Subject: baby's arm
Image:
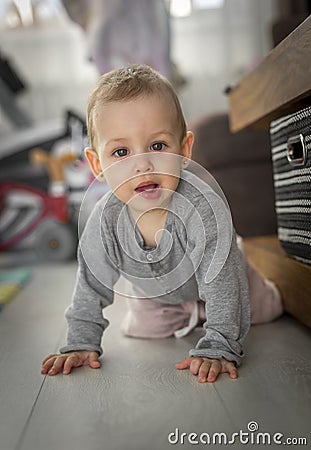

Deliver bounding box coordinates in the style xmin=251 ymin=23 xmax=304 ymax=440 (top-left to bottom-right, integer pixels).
xmin=183 ymin=232 xmax=250 ymax=382
xmin=41 ymin=201 xmax=120 ymax=375
xmin=40 ymin=261 xmax=116 ymax=375
xmin=40 ymin=254 xmax=115 ymax=375
xmin=182 ymin=195 xmax=250 ymax=381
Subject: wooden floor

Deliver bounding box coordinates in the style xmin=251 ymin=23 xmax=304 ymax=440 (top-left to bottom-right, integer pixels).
xmin=0 ymin=262 xmax=311 ymax=450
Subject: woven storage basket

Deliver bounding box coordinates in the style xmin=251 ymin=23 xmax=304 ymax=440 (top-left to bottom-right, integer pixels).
xmin=270 ymin=105 xmax=311 ymax=264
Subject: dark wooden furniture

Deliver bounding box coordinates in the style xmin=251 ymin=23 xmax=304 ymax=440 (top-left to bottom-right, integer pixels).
xmin=227 ymin=15 xmax=311 ymax=328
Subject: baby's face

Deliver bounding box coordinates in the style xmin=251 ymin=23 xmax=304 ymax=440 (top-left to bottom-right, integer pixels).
xmin=87 ymin=94 xmax=193 ymax=215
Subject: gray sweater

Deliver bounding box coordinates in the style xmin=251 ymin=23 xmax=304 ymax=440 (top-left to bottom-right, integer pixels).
xmin=60 ymin=170 xmax=250 ymax=365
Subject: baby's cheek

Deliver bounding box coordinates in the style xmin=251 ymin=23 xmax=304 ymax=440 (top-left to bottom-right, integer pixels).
xmin=161 ymin=173 xmax=181 ymax=191
xmin=114 ymin=184 xmax=133 ymax=203
xmin=104 ymin=167 xmax=129 ymax=190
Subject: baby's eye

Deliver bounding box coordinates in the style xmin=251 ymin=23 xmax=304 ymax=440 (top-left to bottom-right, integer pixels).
xmin=113 ymin=148 xmax=129 ymax=157
xmin=150 ymin=142 xmax=167 ymax=152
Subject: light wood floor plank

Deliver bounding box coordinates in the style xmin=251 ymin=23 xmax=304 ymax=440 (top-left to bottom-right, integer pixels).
xmin=0 ymin=262 xmax=76 ymax=450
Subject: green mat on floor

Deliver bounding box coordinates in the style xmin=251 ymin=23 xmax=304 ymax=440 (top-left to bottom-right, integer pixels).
xmin=0 ymin=269 xmax=31 ymax=310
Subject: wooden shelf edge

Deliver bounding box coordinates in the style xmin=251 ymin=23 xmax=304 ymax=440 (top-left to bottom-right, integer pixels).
xmin=243 ymin=236 xmax=311 ymax=328
xmin=228 ymin=15 xmax=311 ymax=132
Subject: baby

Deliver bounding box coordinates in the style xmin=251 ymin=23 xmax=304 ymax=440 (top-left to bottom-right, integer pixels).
xmin=41 ymin=64 xmax=283 ymax=383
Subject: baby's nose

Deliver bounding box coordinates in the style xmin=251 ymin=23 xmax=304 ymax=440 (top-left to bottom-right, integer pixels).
xmin=133 ymin=153 xmax=154 ymax=173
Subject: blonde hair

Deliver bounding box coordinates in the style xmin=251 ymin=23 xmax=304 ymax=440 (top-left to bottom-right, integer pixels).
xmin=86 ymin=64 xmax=187 ymax=148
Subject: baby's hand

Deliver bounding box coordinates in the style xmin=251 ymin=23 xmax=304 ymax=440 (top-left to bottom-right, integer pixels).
xmin=175 ymin=356 xmax=238 ymax=383
xmin=41 ymin=351 xmax=101 ymax=376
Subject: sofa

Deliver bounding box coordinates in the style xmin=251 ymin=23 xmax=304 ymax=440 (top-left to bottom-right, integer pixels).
xmin=190 ymin=113 xmax=277 ymax=237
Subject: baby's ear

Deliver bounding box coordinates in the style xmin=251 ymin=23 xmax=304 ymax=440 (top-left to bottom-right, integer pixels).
xmin=181 ymin=131 xmax=194 ymax=162
xmin=84 ymin=147 xmax=104 ymax=180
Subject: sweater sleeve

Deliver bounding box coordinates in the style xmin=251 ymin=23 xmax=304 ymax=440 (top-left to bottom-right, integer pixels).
xmin=187 ymin=198 xmax=250 ymax=366
xmin=60 ymin=203 xmax=120 ymax=355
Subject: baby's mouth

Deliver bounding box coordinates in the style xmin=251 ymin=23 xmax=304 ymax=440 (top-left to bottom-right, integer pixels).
xmin=134 ymin=181 xmax=161 ymax=199
xmin=135 ymin=182 xmax=159 ymax=193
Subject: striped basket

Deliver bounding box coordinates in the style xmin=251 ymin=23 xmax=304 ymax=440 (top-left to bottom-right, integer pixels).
xmin=270 ymin=105 xmax=311 ymax=264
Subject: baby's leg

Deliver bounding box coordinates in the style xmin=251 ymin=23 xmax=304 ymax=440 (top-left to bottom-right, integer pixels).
xmin=121 ymin=297 xmax=199 ymax=338
xmin=119 ymin=276 xmax=201 ymax=338
xmin=237 ymin=236 xmax=284 ymax=324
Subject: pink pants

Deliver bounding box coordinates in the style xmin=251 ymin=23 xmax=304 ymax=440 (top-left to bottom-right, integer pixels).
xmin=121 ymin=237 xmax=284 ymax=339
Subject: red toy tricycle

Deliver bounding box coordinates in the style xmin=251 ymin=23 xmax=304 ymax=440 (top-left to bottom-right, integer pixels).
xmin=0 ymin=149 xmax=78 ymax=261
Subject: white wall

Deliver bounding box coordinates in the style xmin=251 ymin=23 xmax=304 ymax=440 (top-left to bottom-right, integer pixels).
xmin=0 ymin=0 xmax=279 ymax=132
xmin=0 ymin=23 xmax=99 ymax=118
xmin=0 ymin=1 xmax=99 ymax=133
xmin=170 ymin=0 xmax=279 ymax=123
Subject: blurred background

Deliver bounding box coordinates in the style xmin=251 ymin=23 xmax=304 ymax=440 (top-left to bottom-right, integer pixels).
xmin=0 ymin=0 xmax=310 ymax=268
